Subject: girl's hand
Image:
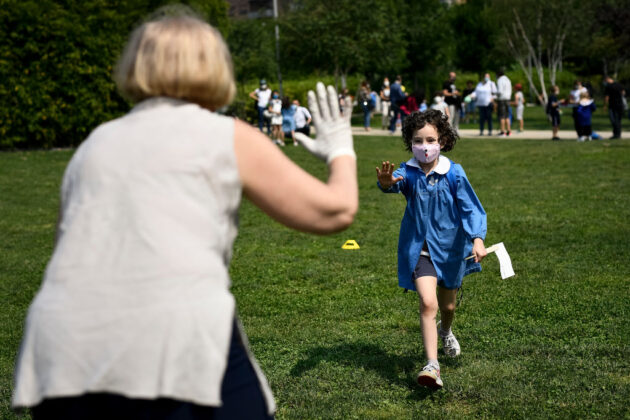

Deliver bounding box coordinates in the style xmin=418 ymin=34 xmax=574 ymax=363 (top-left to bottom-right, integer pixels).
xmin=376 ymin=161 xmax=403 ymax=189
xmin=472 ymin=238 xmax=488 ymax=263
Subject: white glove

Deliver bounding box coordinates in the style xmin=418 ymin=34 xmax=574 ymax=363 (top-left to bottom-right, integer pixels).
xmin=294 ymin=82 xmax=356 ymax=164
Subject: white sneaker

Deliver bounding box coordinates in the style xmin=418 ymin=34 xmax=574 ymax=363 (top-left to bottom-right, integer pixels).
xmin=417 ymin=364 xmax=443 ymax=389
xmin=577 ymin=136 xmax=586 ymax=142
xmin=437 ymin=321 xmax=461 ymax=357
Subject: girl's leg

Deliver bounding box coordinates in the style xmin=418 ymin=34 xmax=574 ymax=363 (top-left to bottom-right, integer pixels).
xmin=415 ymin=276 xmax=439 ymax=361
xmin=437 ymin=286 xmax=458 ymax=332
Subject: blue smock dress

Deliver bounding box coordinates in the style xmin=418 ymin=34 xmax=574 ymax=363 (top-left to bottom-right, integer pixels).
xmin=378 ymin=156 xmax=487 ymax=291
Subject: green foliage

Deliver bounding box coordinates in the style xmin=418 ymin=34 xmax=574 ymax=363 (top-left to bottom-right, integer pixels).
xmin=2 ymin=138 xmax=629 ymax=419
xmin=0 ymin=0 xmax=229 ymax=149
xmin=227 ymin=18 xmax=277 ymax=85
xmin=400 ymin=0 xmax=455 ymax=92
xmin=280 ymin=0 xmax=406 ymax=80
xmin=450 ymin=0 xmax=509 ymax=73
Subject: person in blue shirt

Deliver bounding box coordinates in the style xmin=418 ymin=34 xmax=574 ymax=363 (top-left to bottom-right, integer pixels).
xmin=376 ymin=109 xmax=488 ymax=389
xmin=388 ymin=75 xmax=407 ymax=134
xmin=281 ymin=96 xmax=298 ymax=146
xmin=575 ymin=91 xmax=596 ymax=142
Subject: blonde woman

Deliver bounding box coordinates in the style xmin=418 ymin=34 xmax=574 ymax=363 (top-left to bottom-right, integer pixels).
xmin=12 ymin=11 xmax=357 ymax=420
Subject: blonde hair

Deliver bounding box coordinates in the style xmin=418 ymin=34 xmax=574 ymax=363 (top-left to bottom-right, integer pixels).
xmin=115 ymin=15 xmax=235 ymax=111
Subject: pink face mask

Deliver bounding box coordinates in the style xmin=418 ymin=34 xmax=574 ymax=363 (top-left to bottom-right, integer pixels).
xmin=412 ymin=143 xmax=441 ymax=163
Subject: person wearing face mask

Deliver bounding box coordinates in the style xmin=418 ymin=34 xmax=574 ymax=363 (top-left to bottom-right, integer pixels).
xmin=249 ymin=79 xmax=272 ymax=134
xmin=472 ymin=73 xmax=497 ymax=136
xmin=375 ymin=109 xmax=487 ymax=390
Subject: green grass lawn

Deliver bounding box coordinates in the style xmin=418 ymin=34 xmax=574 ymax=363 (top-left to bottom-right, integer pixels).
xmin=2 ymin=136 xmax=629 ymax=419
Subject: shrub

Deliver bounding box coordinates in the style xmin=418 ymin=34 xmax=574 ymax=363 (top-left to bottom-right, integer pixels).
xmin=0 ymin=0 xmax=229 ymax=149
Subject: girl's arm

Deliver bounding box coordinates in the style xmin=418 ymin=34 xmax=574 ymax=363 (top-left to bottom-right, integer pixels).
xmin=472 ymin=238 xmax=488 ymax=263
xmin=452 ymin=165 xmax=487 ymax=249
xmin=376 ymin=161 xmax=404 ymax=192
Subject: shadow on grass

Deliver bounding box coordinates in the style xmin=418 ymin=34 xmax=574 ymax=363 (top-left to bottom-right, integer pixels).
xmin=289 ymin=341 xmax=452 ymax=400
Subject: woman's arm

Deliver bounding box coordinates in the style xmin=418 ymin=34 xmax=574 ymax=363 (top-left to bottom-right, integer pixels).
xmin=234 ymin=122 xmax=357 ymax=234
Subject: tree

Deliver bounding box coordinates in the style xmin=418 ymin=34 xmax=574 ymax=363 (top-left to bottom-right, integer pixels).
xmin=493 ymin=0 xmax=582 ymax=105
xmin=450 ymin=0 xmax=508 ymax=74
xmin=226 ymin=18 xmax=277 ymax=85
xmin=399 ymin=0 xmax=456 ymax=95
xmin=589 ymin=0 xmax=630 ymax=79
xmin=280 ymin=0 xmax=406 ymax=90
xmin=0 ymin=0 xmax=229 ymax=149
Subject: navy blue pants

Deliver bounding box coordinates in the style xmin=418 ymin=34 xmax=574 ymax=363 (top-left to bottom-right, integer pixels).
xmin=31 ymin=320 xmax=273 ymax=420
xmin=478 ymin=104 xmax=493 ymax=134
xmin=389 ymin=104 xmax=405 ymax=132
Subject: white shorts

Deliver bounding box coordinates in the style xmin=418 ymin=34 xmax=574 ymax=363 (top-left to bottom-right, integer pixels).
xmin=271 ymin=115 xmax=283 ymax=125
xmin=516 ymin=105 xmax=524 ymax=120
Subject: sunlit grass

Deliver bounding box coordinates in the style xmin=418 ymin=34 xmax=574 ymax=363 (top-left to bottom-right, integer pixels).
xmin=1 ymin=136 xmax=629 ymax=418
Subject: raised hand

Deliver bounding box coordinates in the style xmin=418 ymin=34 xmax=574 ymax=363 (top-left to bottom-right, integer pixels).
xmin=376 ymin=161 xmax=403 ymax=189
xmin=293 ymin=82 xmax=355 ymax=164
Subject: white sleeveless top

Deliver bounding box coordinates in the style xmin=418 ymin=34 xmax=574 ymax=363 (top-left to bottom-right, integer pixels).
xmin=12 ymin=97 xmax=275 ymax=414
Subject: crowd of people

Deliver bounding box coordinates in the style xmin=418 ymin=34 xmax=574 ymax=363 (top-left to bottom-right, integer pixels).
xmin=542 ymin=77 xmax=627 ymax=141
xmin=291 ymin=70 xmax=624 ymax=142
xmin=249 ymin=80 xmax=312 ymax=147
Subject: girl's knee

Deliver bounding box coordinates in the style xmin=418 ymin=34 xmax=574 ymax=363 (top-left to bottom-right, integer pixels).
xmin=419 ymin=297 xmax=438 ymax=316
xmin=440 ymin=301 xmax=456 ymax=314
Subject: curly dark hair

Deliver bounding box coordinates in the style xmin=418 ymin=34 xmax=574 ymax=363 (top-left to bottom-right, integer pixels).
xmin=401 ymin=109 xmax=458 ymax=153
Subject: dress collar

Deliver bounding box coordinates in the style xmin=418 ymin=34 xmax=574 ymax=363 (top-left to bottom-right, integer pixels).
xmin=406 ymin=155 xmax=451 ymax=174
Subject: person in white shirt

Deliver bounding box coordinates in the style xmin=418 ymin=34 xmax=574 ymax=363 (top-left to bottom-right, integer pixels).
xmin=496 ymin=69 xmax=512 ymax=137
xmin=512 ymin=83 xmax=525 ymax=132
xmin=249 ymin=79 xmax=272 ymax=134
xmin=430 ymin=93 xmax=450 ymax=119
xmin=293 ymin=99 xmax=312 ymax=136
xmin=473 ymin=73 xmax=497 ymax=136
xmin=380 ymin=77 xmax=391 ymax=129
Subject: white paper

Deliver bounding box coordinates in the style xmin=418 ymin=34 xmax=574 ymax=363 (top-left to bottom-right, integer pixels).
xmin=494 ymin=242 xmax=515 ymax=279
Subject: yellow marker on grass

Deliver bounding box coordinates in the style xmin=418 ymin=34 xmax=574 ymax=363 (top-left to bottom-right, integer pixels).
xmin=342 ymin=240 xmax=360 ymax=250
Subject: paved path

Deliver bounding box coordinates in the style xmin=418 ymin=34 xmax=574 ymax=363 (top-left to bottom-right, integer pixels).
xmin=351 ymin=126 xmax=630 ymax=140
